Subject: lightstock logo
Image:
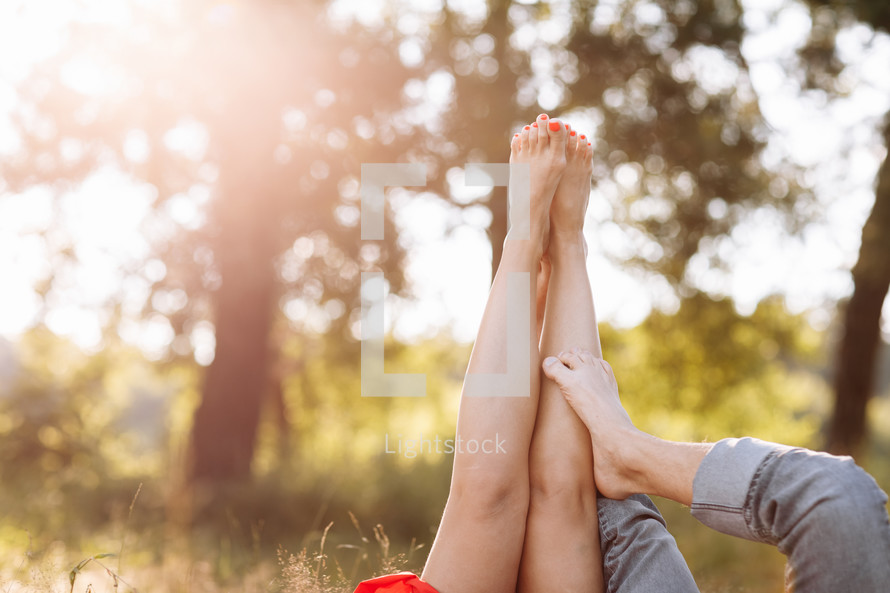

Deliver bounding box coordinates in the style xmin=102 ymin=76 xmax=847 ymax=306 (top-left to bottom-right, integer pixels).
xmin=359 ymin=162 xmax=532 ymax=398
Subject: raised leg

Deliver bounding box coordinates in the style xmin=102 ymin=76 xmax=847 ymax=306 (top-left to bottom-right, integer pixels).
xmin=421 ymin=114 xmax=567 ymax=593
xmin=518 ymin=127 xmax=604 ymax=593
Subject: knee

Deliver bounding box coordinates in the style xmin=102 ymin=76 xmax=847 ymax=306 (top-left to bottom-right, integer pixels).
xmin=800 ymin=456 xmax=888 ymax=537
xmin=772 ymin=455 xmax=890 ymax=588
xmin=528 ymin=450 xmax=596 ymax=508
xmin=449 ymin=466 xmax=529 ymax=521
xmin=599 ymin=495 xmax=666 ymax=550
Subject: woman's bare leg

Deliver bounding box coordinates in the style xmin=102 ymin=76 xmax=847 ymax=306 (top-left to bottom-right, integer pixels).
xmin=536 ymin=254 xmax=551 ymax=346
xmin=421 ymin=114 xmax=567 ymax=593
xmin=518 ymin=130 xmax=604 ymax=592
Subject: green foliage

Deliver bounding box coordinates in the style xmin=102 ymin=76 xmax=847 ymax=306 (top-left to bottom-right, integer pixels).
xmin=657 ymin=497 xmax=788 ymax=592
xmin=0 ymin=328 xmax=193 ymax=549
xmin=0 ymin=297 xmax=857 ymax=592
xmin=1 ymin=0 xmax=887 ymax=590
xmin=0 ymin=327 xmax=146 ymax=489
xmin=408 ymin=0 xmax=817 ymax=285
xmin=253 ymin=333 xmax=466 ymax=478
xmin=602 ymin=294 xmax=828 ymax=444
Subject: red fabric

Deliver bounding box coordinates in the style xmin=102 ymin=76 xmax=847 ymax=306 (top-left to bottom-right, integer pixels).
xmin=353 ymin=572 xmax=440 ymax=593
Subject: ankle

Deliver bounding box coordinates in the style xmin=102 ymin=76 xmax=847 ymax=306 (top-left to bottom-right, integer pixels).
xmin=600 ymin=428 xmax=652 ymax=497
xmin=621 ymin=431 xmax=658 ymax=494
xmin=548 ymin=230 xmax=587 ymax=258
xmin=501 ymin=234 xmax=545 ymax=263
xmin=550 ymin=227 xmax=584 ymax=243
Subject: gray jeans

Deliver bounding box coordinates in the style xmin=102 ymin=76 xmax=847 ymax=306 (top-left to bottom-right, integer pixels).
xmin=598 ymin=437 xmax=890 ymax=593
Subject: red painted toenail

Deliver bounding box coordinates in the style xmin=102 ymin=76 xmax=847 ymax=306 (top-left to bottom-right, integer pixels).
xmin=524 ymin=125 xmax=530 ymax=130
xmin=580 ymin=135 xmax=586 ymax=139
xmin=540 ymin=114 xmax=548 ymax=120
xmin=570 ymin=131 xmax=576 ymax=136
xmin=514 ymin=133 xmax=519 ymax=137
xmin=532 ymin=122 xmax=537 ymax=127
xmin=548 ymin=121 xmax=560 ymax=131
xmin=587 ymin=142 xmax=591 ymax=146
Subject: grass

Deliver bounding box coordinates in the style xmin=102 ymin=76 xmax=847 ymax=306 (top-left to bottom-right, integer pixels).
xmin=3 ymin=430 xmax=888 ymax=593
xmin=1 ymin=504 xmax=422 ymax=593
xmin=0 ymin=503 xmax=795 ymax=593
xmin=658 ymin=499 xmax=787 ymax=593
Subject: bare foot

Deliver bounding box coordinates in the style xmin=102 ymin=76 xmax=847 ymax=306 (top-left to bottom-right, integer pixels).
xmin=549 ymin=127 xmax=593 ymax=249
xmin=508 ymin=113 xmax=568 ymax=256
xmin=541 ymin=349 xmax=644 ymax=499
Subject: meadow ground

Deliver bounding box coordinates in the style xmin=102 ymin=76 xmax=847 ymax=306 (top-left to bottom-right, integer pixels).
xmin=4 ymin=459 xmax=888 ymax=593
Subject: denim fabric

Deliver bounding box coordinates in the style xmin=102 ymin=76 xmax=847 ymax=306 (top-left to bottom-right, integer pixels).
xmin=691 ymin=437 xmax=890 ymax=592
xmin=598 ymin=438 xmax=890 ymax=593
xmin=598 ymin=494 xmax=698 ymax=593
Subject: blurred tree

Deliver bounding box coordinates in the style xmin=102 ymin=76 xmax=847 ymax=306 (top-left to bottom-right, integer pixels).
xmin=0 ymin=328 xmax=113 ymax=487
xmin=421 ymin=1 xmax=531 ymax=278
xmin=799 ymin=0 xmax=890 ymax=456
xmin=4 ymin=0 xmax=874 ymax=489
xmin=415 ymin=0 xmax=812 ymax=283
xmin=0 ymin=326 xmax=165 ymax=535
xmin=0 ymin=0 xmax=414 ymax=487
xmin=562 ymin=0 xmax=811 ymax=286
xmin=602 ymin=294 xmax=827 ymax=445
xmin=417 ymin=0 xmax=890 ymax=460
xmin=176 ymin=3 xmax=415 ymax=484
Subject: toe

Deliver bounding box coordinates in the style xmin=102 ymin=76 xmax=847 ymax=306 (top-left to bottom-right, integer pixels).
xmin=546 ymin=118 xmax=568 ymax=163
xmin=547 ymin=117 xmax=568 ymax=144
xmin=528 ymin=120 xmax=540 ymax=149
xmin=542 ymin=356 xmax=572 ymax=384
xmin=511 ymin=132 xmax=521 ymax=155
xmin=566 ymin=128 xmax=578 ymax=157
xmin=581 ymin=137 xmax=593 ymax=162
xmin=521 ymin=124 xmax=532 ymax=151
xmin=557 ymin=349 xmax=583 ymax=370
xmin=535 ymin=113 xmax=550 ymax=145
xmin=576 ymin=133 xmax=592 ymax=160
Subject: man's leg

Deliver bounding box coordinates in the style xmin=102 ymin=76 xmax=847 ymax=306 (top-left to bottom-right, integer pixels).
xmin=543 ymin=351 xmax=890 ymax=593
xmin=420 ymin=114 xmax=566 ymax=593
xmin=692 ymin=437 xmax=890 ymax=592
xmin=597 ymin=495 xmax=699 ymax=593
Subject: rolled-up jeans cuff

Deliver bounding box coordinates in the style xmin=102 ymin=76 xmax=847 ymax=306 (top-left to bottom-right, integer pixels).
xmin=690 ymin=437 xmax=781 ymax=539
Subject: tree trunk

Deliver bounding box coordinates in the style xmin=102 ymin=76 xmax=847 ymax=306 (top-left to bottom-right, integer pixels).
xmin=188 ymin=120 xmax=281 ymax=483
xmin=189 ymin=209 xmax=277 ymax=481
xmin=489 ymin=187 xmax=508 ymax=279
xmin=826 ymin=116 xmax=890 ymax=457
xmin=184 ymin=53 xmax=288 ymax=482
xmin=480 ymin=0 xmax=517 ymax=281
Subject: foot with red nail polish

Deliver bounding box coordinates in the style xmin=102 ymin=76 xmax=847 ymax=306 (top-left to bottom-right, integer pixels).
xmin=550 ymin=126 xmax=593 ymax=246
xmin=509 ymin=113 xmax=568 ymax=256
